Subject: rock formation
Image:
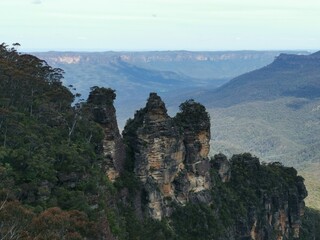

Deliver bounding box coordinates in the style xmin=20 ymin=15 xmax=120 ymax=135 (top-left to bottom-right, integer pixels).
xmin=211 ymin=153 xmax=231 ymax=183
xmin=123 ymin=93 xmax=212 ymax=219
xmin=87 ymin=87 xmax=125 ymax=182
xmin=212 ymin=154 xmax=307 ymax=240
xmin=88 ymin=89 xmax=308 ymax=238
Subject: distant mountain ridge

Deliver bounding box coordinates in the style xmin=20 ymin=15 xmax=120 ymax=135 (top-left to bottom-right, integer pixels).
xmin=34 ymin=50 xmax=308 ymax=127
xmin=198 ymin=51 xmax=320 ymax=107
xmin=35 ymin=50 xmax=308 ymax=80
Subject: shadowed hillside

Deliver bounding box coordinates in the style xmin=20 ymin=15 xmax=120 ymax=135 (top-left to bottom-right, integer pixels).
xmin=198 ymin=51 xmax=320 ymax=107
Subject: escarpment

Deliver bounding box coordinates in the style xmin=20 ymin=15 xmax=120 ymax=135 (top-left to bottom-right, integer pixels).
xmin=123 ymin=93 xmax=212 ymax=219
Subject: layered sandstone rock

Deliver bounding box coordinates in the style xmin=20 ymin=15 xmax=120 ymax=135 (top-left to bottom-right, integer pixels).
xmin=123 ymin=93 xmax=212 ymax=219
xmin=248 ymin=180 xmax=307 ymax=240
xmin=90 ymin=89 xmax=307 ymax=238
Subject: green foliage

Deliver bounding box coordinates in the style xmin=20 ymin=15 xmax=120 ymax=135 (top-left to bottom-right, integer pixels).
xmin=227 ymin=153 xmax=302 ymax=205
xmin=114 ymin=171 xmax=140 ymax=195
xmin=0 ymin=43 xmax=73 ymax=115
xmin=122 ymin=108 xmax=146 ymax=142
xmin=0 ymin=202 xmax=101 ymax=240
xmin=0 ymin=44 xmax=115 ymax=238
xmin=109 ymin=204 xmax=174 ymax=240
xmin=209 ymin=98 xmax=320 ymax=210
xmin=30 ymin=207 xmax=99 ymax=240
xmin=210 ymin=168 xmax=246 ymax=226
xmin=0 ymin=200 xmax=35 ymax=239
xmin=171 ymin=203 xmax=221 ymax=240
xmin=300 ymin=207 xmax=320 ymax=240
xmin=174 ymin=99 xmax=210 ymax=132
xmin=87 ymin=86 xmax=116 ymax=106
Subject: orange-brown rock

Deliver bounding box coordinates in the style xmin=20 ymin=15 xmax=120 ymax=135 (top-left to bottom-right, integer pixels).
xmin=123 ymin=93 xmax=212 ymax=219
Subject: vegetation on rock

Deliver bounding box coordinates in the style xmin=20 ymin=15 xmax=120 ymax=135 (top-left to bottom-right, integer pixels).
xmin=174 ymin=99 xmax=210 ymax=132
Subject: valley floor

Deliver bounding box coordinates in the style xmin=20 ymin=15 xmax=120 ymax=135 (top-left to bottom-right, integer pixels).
xmin=299 ymin=162 xmax=320 ymax=210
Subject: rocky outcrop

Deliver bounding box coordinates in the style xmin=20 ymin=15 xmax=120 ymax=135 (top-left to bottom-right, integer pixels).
xmin=247 ymin=179 xmax=307 ymax=240
xmin=173 ymin=99 xmax=212 ymax=205
xmin=212 ymin=154 xmax=308 ymax=240
xmin=123 ymin=93 xmax=211 ymax=219
xmin=211 ymin=153 xmax=231 ymax=183
xmin=88 ymin=89 xmax=307 ymax=238
xmin=88 ymin=87 xmax=125 ymax=182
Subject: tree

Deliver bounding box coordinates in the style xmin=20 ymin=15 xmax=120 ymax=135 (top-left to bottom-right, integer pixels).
xmin=0 ymin=201 xmax=34 ymax=240
xmin=30 ymin=207 xmax=97 ymax=240
xmin=174 ymin=99 xmax=210 ymax=131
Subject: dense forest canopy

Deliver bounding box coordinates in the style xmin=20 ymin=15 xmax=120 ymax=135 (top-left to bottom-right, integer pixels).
xmin=0 ymin=43 xmax=115 ymax=239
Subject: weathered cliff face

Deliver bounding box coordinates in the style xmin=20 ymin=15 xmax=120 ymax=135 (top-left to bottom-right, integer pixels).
xmin=87 ymin=87 xmax=125 ymax=182
xmin=212 ymin=154 xmax=307 ymax=240
xmin=123 ymin=93 xmax=211 ymax=219
xmin=248 ymin=180 xmax=307 ymax=240
xmin=87 ymin=89 xmax=307 ymax=238
xmin=173 ymin=99 xmax=212 ymax=205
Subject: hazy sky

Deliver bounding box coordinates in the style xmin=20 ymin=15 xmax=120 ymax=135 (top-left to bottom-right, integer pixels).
xmin=1 ymin=0 xmax=319 ymax=51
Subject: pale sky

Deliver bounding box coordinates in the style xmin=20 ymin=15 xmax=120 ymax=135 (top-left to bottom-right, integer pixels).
xmin=1 ymin=0 xmax=319 ymax=51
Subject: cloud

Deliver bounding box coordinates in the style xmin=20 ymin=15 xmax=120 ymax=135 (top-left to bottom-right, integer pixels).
xmin=32 ymin=0 xmax=43 ymax=4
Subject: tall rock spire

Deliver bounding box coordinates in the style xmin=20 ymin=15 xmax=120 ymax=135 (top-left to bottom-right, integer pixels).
xmin=123 ymin=93 xmax=212 ymax=219
xmin=88 ymin=87 xmax=125 ymax=182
